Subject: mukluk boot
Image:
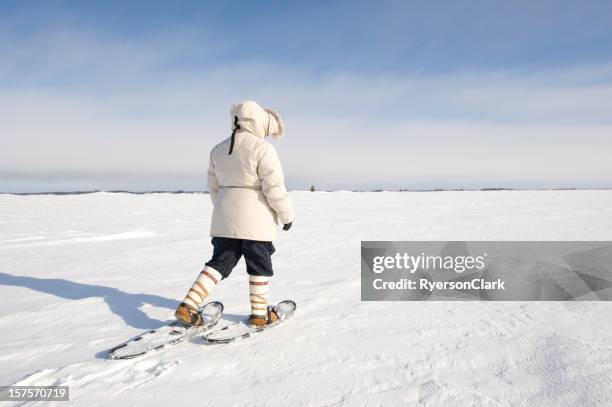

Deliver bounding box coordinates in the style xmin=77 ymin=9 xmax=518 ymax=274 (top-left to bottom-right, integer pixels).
xmin=175 ymin=266 xmax=222 ymax=326
xmin=249 ymin=307 xmax=279 ymax=327
xmin=248 ymin=275 xmax=278 ymax=327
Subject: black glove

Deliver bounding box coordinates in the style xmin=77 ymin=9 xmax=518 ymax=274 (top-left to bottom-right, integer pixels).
xmin=283 ymin=222 xmax=293 ymax=231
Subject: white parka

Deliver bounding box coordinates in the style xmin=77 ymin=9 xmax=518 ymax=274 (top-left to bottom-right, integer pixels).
xmin=207 ymin=101 xmax=294 ymax=241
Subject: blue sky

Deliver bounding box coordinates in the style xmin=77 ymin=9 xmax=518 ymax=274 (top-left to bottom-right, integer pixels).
xmin=1 ymin=1 xmax=612 ymax=191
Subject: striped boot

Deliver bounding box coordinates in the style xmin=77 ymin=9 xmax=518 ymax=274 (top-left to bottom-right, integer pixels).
xmin=248 ymin=276 xmax=278 ymax=327
xmin=175 ymin=266 xmax=222 ymax=326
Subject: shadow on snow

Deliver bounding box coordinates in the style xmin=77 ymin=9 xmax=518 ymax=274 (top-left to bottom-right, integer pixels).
xmin=0 ymin=272 xmax=180 ymax=330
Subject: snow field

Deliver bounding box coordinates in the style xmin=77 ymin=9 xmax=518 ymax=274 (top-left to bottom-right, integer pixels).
xmin=1 ymin=190 xmax=612 ymax=406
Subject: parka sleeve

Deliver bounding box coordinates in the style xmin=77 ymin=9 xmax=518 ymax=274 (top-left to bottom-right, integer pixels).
xmin=258 ymin=144 xmax=294 ymax=224
xmin=207 ymin=152 xmax=220 ymax=205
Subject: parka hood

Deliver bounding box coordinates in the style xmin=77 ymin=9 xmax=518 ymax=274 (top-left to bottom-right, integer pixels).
xmin=230 ymin=101 xmax=285 ymax=139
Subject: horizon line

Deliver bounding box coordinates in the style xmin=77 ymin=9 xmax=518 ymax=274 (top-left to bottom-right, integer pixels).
xmin=2 ymin=187 xmax=612 ymax=196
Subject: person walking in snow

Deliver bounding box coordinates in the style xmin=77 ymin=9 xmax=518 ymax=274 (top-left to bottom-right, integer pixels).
xmin=175 ymin=101 xmax=294 ymax=327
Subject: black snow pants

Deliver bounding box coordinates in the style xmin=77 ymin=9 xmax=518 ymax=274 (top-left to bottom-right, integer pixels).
xmin=205 ymin=237 xmax=276 ymax=279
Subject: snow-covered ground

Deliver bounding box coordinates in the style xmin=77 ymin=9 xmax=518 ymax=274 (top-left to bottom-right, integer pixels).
xmin=1 ymin=190 xmax=612 ymax=406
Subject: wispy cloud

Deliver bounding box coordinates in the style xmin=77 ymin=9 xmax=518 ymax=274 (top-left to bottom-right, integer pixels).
xmin=1 ymin=5 xmax=611 ymax=191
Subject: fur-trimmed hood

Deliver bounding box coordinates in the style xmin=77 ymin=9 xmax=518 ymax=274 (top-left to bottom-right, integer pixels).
xmin=230 ymin=101 xmax=285 ymax=139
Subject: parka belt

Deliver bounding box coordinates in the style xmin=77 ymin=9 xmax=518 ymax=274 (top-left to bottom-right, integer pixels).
xmin=220 ymin=185 xmax=262 ymax=190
